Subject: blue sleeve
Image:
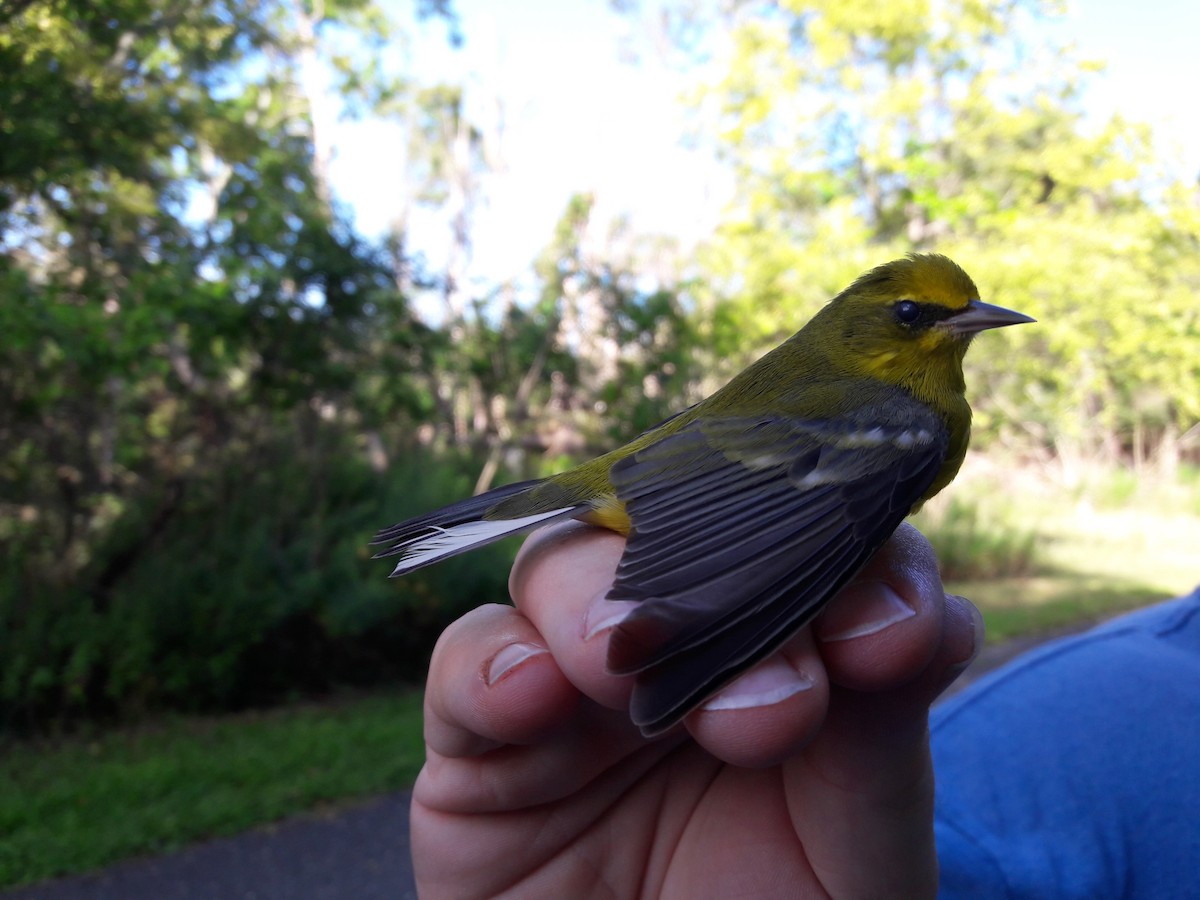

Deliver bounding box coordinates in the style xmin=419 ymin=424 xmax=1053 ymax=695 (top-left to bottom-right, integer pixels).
xmin=931 ymin=588 xmax=1200 ymax=899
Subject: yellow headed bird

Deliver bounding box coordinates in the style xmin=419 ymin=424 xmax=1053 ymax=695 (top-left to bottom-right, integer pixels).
xmin=374 ymin=254 xmax=1033 ymax=735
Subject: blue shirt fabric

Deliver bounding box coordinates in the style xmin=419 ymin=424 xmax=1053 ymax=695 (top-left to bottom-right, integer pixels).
xmin=932 ymin=587 xmax=1200 ymax=899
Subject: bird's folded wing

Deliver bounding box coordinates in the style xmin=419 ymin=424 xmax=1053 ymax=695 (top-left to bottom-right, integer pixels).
xmin=604 ymin=406 xmax=948 ymax=734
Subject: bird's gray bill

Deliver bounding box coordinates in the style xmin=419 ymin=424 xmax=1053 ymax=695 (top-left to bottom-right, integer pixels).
xmin=942 ymin=299 xmax=1036 ymax=336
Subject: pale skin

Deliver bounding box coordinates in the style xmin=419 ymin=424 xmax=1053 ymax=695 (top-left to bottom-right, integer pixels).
xmin=412 ymin=522 xmax=982 ymax=899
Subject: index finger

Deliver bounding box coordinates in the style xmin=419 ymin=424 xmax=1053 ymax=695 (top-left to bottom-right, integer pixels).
xmin=508 ymin=520 xmax=634 ymax=713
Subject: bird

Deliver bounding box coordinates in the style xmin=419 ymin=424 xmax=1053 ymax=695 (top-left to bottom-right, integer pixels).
xmin=373 ymin=254 xmax=1034 ymax=736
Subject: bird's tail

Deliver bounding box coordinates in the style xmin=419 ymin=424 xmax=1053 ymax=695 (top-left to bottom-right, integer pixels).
xmin=371 ymin=479 xmax=582 ymax=576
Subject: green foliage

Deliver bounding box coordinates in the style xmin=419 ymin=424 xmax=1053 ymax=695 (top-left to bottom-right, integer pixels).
xmin=0 ymin=0 xmax=469 ymax=728
xmin=0 ymin=0 xmax=697 ymax=730
xmin=5 ymin=0 xmax=1199 ymax=738
xmin=928 ymin=458 xmax=1200 ymax=639
xmin=413 ymin=192 xmax=699 ymax=492
xmin=917 ymin=497 xmax=1040 ymax=581
xmin=681 ymin=0 xmax=1200 ymax=464
xmin=0 ymin=435 xmax=511 ymax=726
xmin=0 ymin=691 xmax=424 ymax=888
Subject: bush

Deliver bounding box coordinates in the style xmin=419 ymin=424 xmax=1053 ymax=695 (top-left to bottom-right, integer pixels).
xmin=917 ymin=496 xmax=1041 ymax=582
xmin=0 ymin=435 xmax=513 ymax=730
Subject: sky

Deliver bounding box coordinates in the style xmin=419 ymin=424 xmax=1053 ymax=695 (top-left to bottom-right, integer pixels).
xmin=329 ymin=0 xmax=718 ymax=288
xmin=325 ymin=0 xmax=1200 ymax=288
xmin=1060 ymin=0 xmax=1200 ymax=167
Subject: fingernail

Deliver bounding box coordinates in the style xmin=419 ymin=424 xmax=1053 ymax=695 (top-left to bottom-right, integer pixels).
xmin=583 ymin=591 xmax=639 ymax=640
xmin=820 ymin=581 xmax=916 ymax=642
xmin=485 ymin=642 xmax=548 ymax=685
xmin=701 ymin=655 xmax=816 ymax=711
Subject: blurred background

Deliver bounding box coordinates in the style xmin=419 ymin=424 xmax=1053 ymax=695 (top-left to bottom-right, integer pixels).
xmin=3 ymin=0 xmax=1198 ymax=887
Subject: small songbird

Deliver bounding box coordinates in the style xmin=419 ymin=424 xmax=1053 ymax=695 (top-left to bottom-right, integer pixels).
xmin=373 ymin=254 xmax=1033 ymax=736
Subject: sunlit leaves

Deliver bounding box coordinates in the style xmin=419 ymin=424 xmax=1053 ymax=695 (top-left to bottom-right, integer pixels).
xmin=685 ymin=0 xmax=1200 ymax=462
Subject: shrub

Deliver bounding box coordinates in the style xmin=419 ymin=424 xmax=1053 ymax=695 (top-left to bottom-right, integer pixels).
xmin=918 ymin=496 xmax=1041 ymax=582
xmin=0 ymin=435 xmax=513 ymax=730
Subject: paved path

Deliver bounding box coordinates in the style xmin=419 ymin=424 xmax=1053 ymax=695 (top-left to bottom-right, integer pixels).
xmin=6 ymin=631 xmax=1074 ymax=900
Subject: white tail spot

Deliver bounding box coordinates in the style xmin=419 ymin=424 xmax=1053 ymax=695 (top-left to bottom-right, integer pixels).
xmin=389 ymin=508 xmax=576 ymax=575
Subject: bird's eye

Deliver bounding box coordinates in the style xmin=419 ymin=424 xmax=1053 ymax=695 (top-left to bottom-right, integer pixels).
xmin=894 ymin=300 xmax=921 ymax=324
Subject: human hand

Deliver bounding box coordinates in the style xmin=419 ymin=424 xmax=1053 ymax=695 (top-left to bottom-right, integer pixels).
xmin=411 ymin=522 xmax=981 ymax=899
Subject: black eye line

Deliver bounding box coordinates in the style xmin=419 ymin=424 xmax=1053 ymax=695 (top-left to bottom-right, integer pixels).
xmin=892 ymin=299 xmax=957 ymax=329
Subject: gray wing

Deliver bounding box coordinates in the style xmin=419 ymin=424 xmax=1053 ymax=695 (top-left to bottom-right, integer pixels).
xmin=604 ymin=403 xmax=948 ymax=736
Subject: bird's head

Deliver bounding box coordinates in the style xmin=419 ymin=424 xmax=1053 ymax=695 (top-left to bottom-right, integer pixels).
xmin=820 ymin=253 xmax=1033 ymax=395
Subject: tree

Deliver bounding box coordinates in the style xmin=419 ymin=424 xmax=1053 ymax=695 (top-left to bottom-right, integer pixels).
xmin=413 ymin=192 xmax=698 ymax=494
xmin=638 ymin=0 xmax=1200 ymax=465
xmin=0 ymin=0 xmax=453 ymax=721
xmin=0 ymin=0 xmax=694 ymax=724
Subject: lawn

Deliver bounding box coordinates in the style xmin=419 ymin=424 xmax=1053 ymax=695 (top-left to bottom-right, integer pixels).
xmin=0 ymin=692 xmax=425 ymax=889
xmin=918 ymin=458 xmax=1200 ymax=639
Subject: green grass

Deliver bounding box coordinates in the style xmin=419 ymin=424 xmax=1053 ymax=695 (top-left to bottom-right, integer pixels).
xmin=918 ymin=457 xmax=1200 ymax=640
xmin=0 ymin=690 xmax=424 ymax=889
xmin=947 ymin=574 xmax=1173 ymax=642
xmin=916 ymin=495 xmax=1039 ymax=581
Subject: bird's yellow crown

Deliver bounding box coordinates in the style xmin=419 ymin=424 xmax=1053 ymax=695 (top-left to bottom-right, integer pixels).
xmin=839 ymin=253 xmax=978 ymax=311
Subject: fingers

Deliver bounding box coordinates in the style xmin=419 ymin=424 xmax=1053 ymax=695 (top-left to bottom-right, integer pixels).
xmin=426 ymin=520 xmax=980 ymax=779
xmin=417 ymin=518 xmax=979 ymax=898
xmin=676 ymin=523 xmax=975 ymax=767
xmin=935 ymin=592 xmax=986 ymax=697
xmin=513 ymin=519 xmax=834 ymax=766
xmin=781 ymin=525 xmax=983 ymax=899
xmin=508 ymin=520 xmax=635 ymax=712
xmin=422 ymin=603 xmax=579 ymax=760
xmin=681 ymin=628 xmax=832 ymax=769
xmin=418 ymin=528 xmax=663 ymax=817
xmin=423 ymin=520 xmax=631 ymax=763
xmin=814 ymin=522 xmax=961 ymax=694
xmin=508 ymin=520 xmax=978 ymax=766
xmin=806 ymin=523 xmax=983 ymax=773
xmin=419 ymin=599 xmax=658 ymax=814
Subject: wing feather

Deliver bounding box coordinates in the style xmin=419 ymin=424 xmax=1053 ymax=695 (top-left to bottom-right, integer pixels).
xmin=615 ymin=482 xmax=831 ymax=576
xmin=602 ymin=400 xmax=949 ymax=735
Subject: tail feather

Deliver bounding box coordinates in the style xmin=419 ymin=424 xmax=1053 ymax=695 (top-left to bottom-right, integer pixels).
xmin=372 ymin=479 xmax=584 ymax=575
xmin=372 ymin=479 xmax=541 ymax=546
